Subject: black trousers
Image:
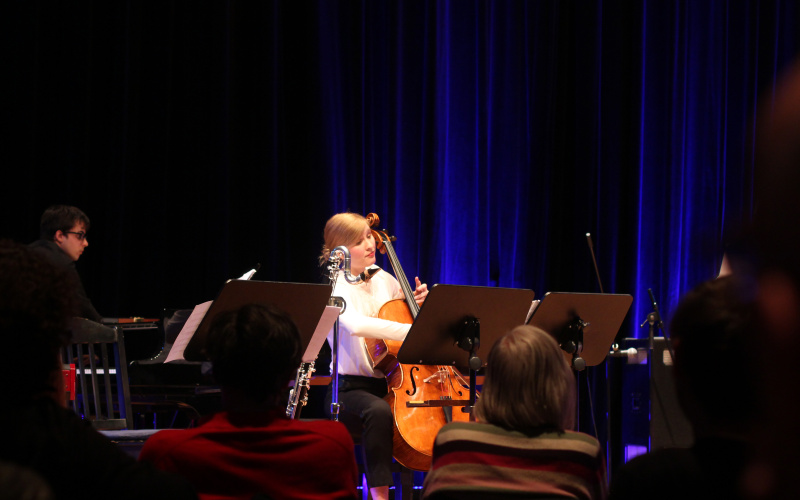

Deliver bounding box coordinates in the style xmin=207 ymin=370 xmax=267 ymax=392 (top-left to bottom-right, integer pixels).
xmin=324 ymin=375 xmax=394 ymax=488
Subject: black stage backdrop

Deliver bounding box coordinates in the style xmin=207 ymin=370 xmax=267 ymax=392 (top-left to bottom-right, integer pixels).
xmin=4 ymin=0 xmax=799 ymax=471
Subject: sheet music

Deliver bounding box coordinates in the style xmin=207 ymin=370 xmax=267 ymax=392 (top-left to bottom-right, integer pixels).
xmin=165 ymin=300 xmax=212 ymax=363
xmin=302 ymin=306 xmax=340 ymax=362
xmin=525 ymin=299 xmax=541 ymax=324
xmin=238 ymin=268 xmax=258 ymax=280
xmin=167 ymin=300 xmax=338 ymax=363
xmin=166 ymin=272 xmax=253 ymax=362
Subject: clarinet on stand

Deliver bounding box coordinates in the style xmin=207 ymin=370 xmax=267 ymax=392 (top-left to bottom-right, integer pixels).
xmin=327 ymin=245 xmax=366 ymax=422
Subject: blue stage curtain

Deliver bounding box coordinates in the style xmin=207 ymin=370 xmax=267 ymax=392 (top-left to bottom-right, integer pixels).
xmin=314 ymin=1 xmax=798 ymax=336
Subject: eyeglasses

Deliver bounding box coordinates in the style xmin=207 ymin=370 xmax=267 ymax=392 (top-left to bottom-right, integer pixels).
xmin=65 ymin=231 xmax=87 ymax=241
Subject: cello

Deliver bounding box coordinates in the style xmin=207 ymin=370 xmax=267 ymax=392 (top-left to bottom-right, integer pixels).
xmin=363 ymin=213 xmax=473 ymax=471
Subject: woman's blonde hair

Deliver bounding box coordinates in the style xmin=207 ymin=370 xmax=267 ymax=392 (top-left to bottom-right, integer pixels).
xmin=318 ymin=212 xmax=369 ymax=265
xmin=474 ymin=325 xmax=576 ymax=432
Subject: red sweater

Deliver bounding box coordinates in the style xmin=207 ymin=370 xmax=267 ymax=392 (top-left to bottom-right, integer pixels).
xmin=139 ymin=410 xmax=358 ymax=500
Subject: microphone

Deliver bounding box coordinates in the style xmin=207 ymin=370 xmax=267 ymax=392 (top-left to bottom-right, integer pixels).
xmin=586 ymin=233 xmax=605 ymax=293
xmin=608 ymin=347 xmax=638 ymax=358
xmin=330 ymin=246 xmax=364 ymax=284
xmin=647 ymin=288 xmax=664 ymax=330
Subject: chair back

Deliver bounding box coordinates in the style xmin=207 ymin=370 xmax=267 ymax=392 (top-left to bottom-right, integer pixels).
xmin=63 ymin=318 xmax=133 ymax=430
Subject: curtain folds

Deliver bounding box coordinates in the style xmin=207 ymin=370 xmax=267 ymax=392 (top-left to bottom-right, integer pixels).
xmin=315 ymin=1 xmax=796 ymax=336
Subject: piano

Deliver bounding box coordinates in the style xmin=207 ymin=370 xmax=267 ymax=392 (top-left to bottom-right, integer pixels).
xmin=105 ymin=310 xmax=221 ymax=428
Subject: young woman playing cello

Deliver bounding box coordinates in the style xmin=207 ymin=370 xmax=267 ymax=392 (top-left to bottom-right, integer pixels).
xmin=320 ymin=212 xmax=428 ymax=500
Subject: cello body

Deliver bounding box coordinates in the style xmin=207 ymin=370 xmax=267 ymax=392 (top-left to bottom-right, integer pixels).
xmin=363 ymin=213 xmax=473 ymax=471
xmin=366 ymin=325 xmax=471 ymax=471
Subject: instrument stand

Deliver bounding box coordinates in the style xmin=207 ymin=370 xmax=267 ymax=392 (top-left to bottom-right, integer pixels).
xmin=455 ymin=317 xmax=483 ymax=409
xmin=397 ymin=284 xmax=536 ymax=417
xmin=560 ymin=317 xmax=589 ymax=371
xmin=527 ymin=292 xmax=632 ymax=431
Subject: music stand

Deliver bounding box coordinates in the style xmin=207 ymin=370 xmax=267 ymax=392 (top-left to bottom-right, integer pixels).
xmin=396 ymin=284 xmax=536 ymax=413
xmin=182 ymin=280 xmax=333 ymax=361
xmin=526 ymin=292 xmax=632 ymax=370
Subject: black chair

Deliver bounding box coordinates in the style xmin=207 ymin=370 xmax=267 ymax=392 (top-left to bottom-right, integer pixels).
xmin=63 ymin=318 xmax=133 ymax=430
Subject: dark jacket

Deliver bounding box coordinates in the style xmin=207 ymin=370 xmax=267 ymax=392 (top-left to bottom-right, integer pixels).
xmin=28 ymin=239 xmax=102 ymax=322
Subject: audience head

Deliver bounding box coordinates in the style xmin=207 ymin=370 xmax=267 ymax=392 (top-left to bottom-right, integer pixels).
xmin=205 ymin=303 xmax=302 ymax=408
xmin=742 ymin=57 xmax=800 ymax=499
xmin=668 ymin=276 xmax=757 ymax=435
xmin=753 ymin=58 xmax=800 ymax=282
xmin=750 ymin=58 xmax=800 ymax=346
xmin=40 ymin=205 xmax=91 ymax=262
xmin=0 ymin=240 xmax=74 ymax=400
xmin=319 ymin=212 xmax=369 ymax=264
xmin=39 ymin=205 xmax=90 ymax=241
xmin=0 ymin=461 xmax=54 ymax=500
xmin=475 ymin=325 xmax=575 ymax=433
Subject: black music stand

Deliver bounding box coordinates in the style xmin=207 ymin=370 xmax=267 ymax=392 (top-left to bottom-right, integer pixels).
xmin=182 ymin=280 xmax=332 ymax=361
xmin=396 ymin=284 xmax=536 ymax=413
xmin=526 ymin=292 xmax=632 ymax=370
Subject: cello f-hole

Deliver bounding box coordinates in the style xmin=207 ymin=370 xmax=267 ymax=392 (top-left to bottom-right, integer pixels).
xmin=406 ymin=366 xmax=419 ymax=396
xmin=451 ymin=372 xmax=464 ymax=397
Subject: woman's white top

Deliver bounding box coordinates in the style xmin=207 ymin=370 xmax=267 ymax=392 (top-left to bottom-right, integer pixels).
xmin=327 ymin=266 xmax=410 ymax=378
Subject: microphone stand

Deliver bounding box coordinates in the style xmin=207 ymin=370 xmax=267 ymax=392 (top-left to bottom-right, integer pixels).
xmin=585 ymin=233 xmax=607 ymax=481
xmin=327 ymin=246 xmax=364 ymax=422
xmin=641 ymin=288 xmax=673 ymax=358
xmin=640 ymin=288 xmax=677 ymax=451
xmin=328 ymin=295 xmax=345 ymax=422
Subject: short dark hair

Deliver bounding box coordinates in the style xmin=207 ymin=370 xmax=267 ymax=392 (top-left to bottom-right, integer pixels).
xmin=39 ymin=205 xmax=90 ymax=241
xmin=204 ymin=303 xmax=302 ymax=404
xmin=669 ymin=276 xmax=757 ymax=424
xmin=0 ymin=240 xmax=75 ymax=398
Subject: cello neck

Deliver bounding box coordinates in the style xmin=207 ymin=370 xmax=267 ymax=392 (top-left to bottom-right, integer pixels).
xmin=378 ymin=235 xmax=419 ymax=319
xmin=365 ymin=212 xmax=419 ymax=319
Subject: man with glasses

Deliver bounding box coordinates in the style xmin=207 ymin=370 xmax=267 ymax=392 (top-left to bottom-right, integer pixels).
xmin=29 ymin=205 xmax=102 ymax=322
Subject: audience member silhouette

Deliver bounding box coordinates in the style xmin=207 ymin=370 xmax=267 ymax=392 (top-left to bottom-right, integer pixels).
xmin=741 ymin=56 xmax=800 ymax=499
xmin=422 ymin=325 xmax=606 ymax=500
xmin=139 ymin=303 xmax=359 ymax=500
xmin=609 ymin=276 xmax=756 ymax=500
xmin=0 ymin=461 xmax=54 ymax=500
xmin=0 ymin=240 xmax=196 ymax=500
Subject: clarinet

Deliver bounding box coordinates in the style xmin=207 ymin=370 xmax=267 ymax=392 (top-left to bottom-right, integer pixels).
xmin=286 ymin=361 xmax=315 ymax=419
